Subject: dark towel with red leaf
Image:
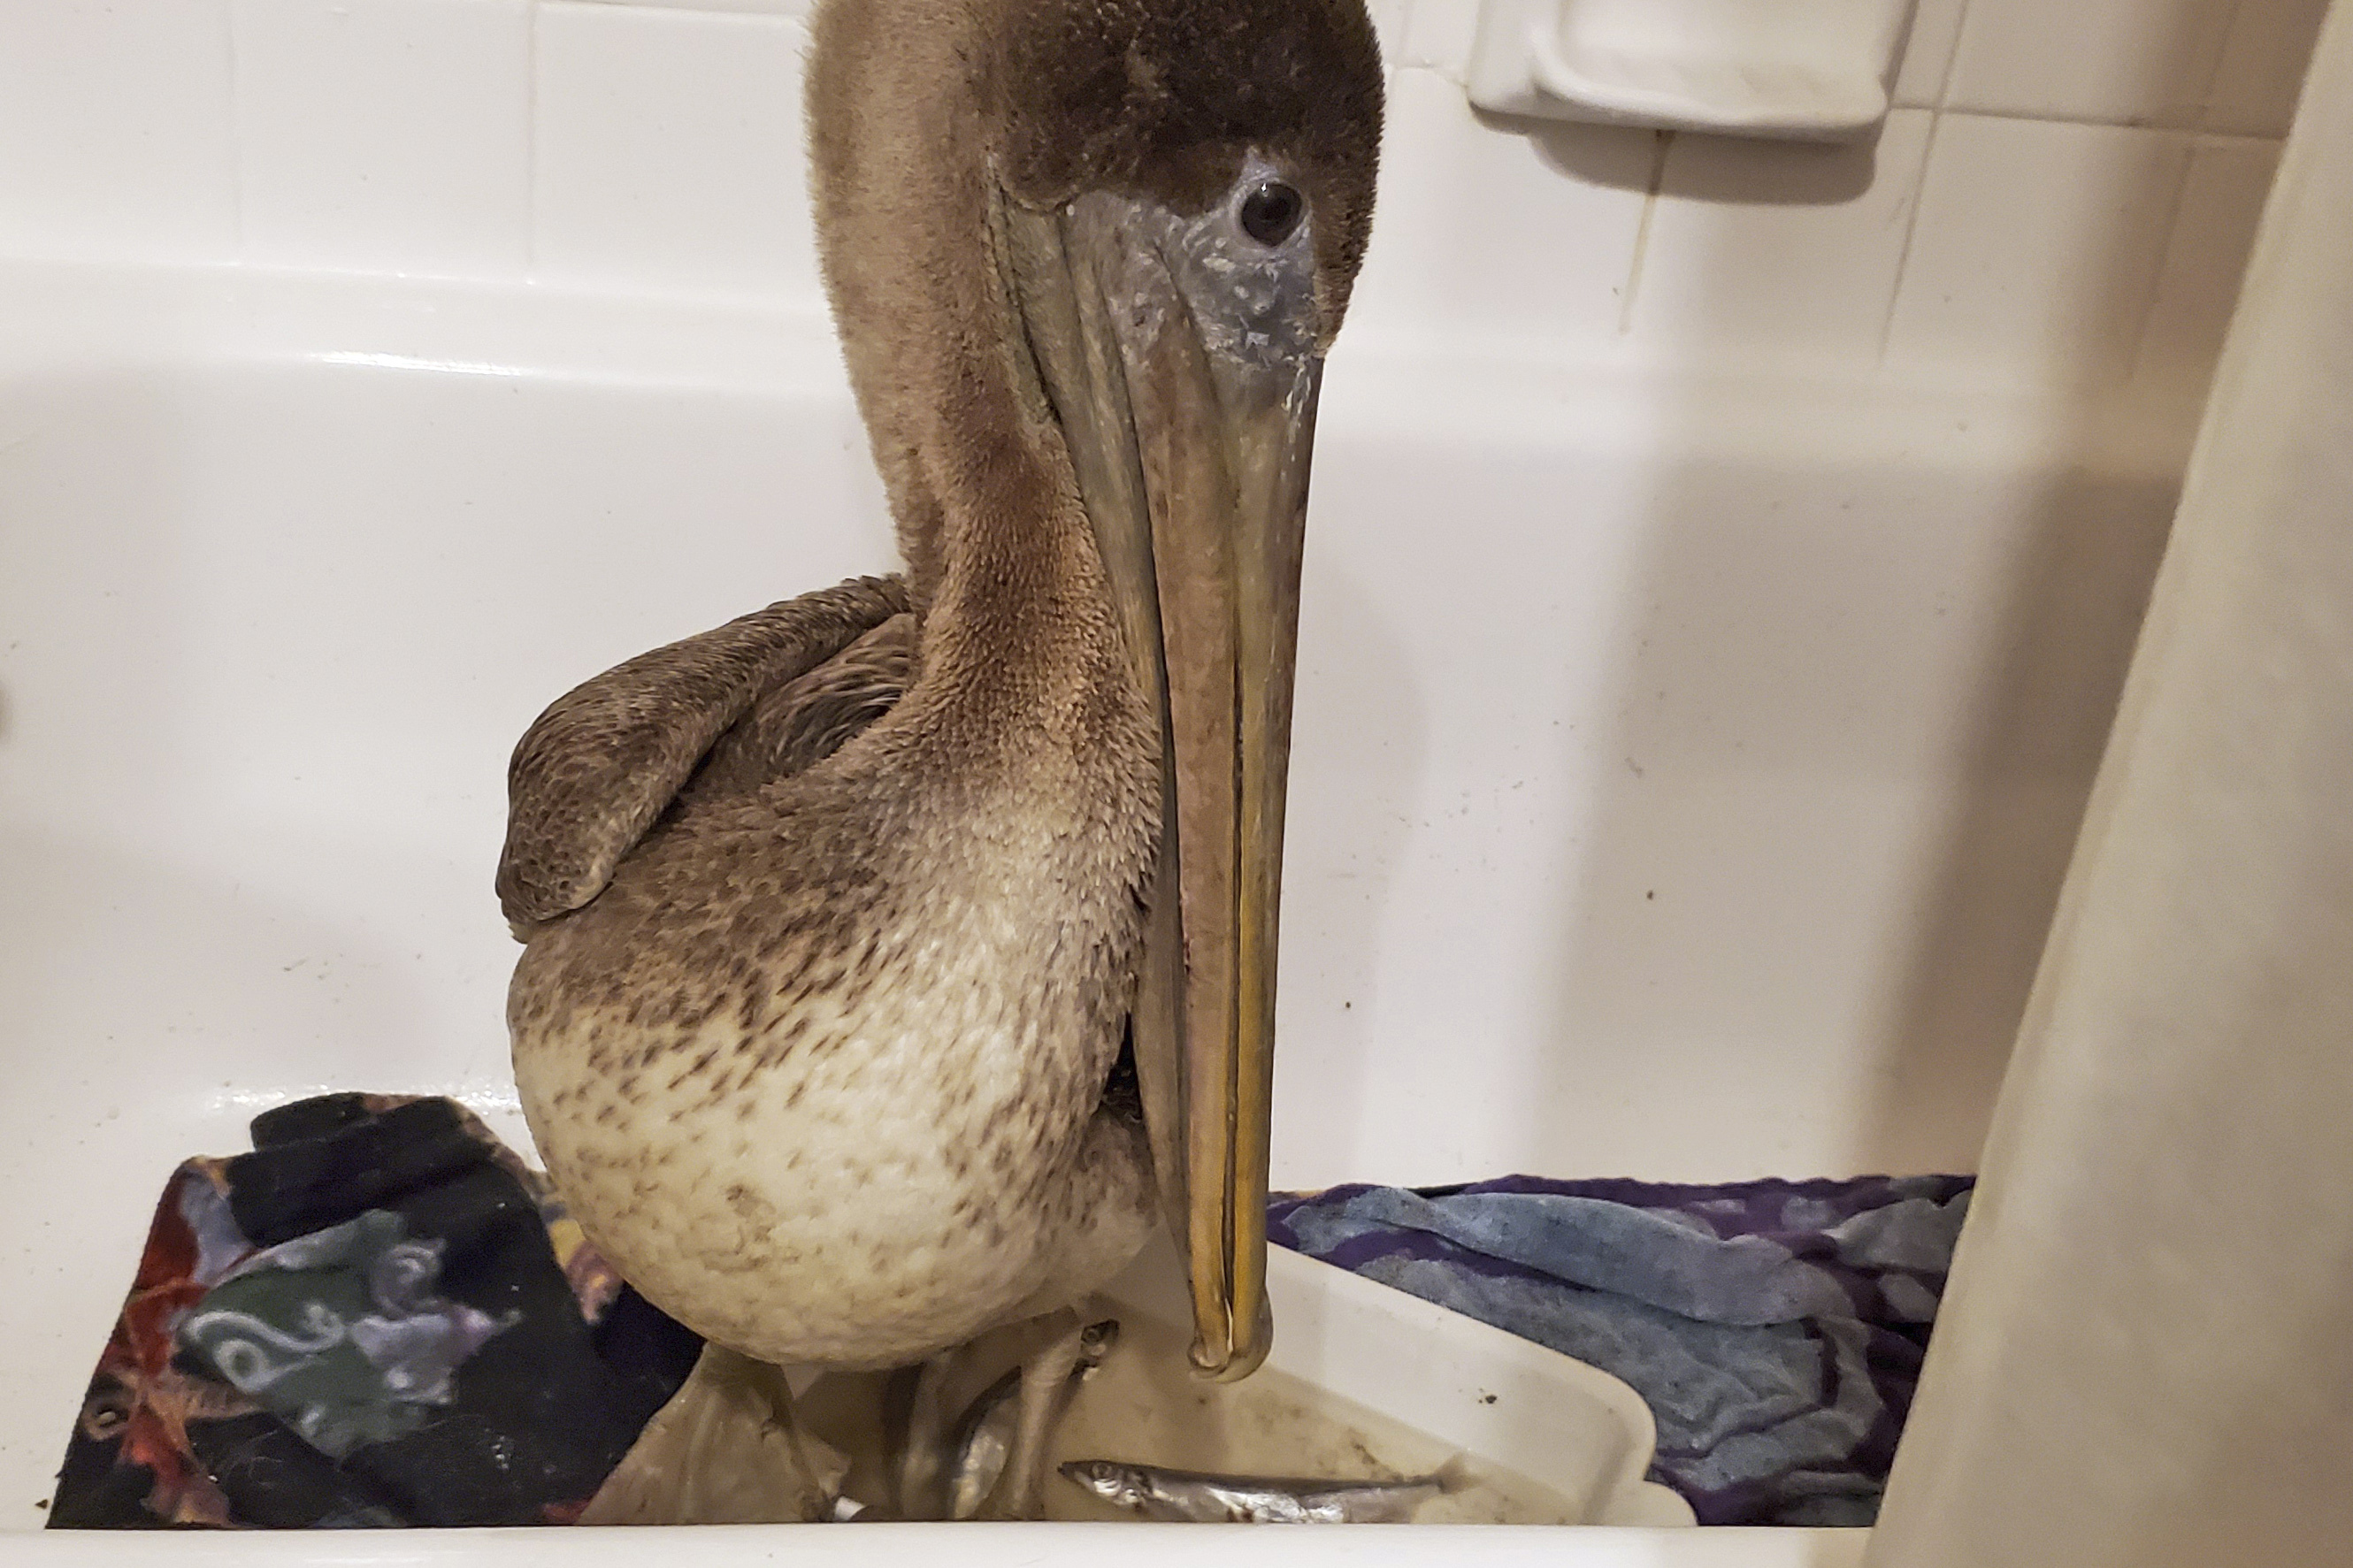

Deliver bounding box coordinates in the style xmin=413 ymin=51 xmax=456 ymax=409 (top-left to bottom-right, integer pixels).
xmin=48 ymin=1094 xmax=700 ymax=1529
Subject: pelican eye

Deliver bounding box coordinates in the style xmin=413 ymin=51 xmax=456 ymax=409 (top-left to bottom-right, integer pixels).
xmin=1238 ymin=180 xmax=1304 ymax=247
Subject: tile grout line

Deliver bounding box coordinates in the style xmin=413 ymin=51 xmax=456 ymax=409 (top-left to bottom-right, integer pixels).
xmin=1873 ymin=110 xmax=1941 ymax=370
xmin=224 ymin=0 xmax=249 ymax=257
xmin=525 ymin=0 xmax=541 ymax=279
xmin=1385 ymin=0 xmax=1416 ymax=75
xmin=1933 ymin=0 xmax=1971 ymax=110
xmin=1391 ymin=67 xmax=2283 ymax=146
xmin=1889 ymin=99 xmax=2281 ymax=144
xmin=2122 ymin=138 xmax=2208 ymax=386
xmin=1615 ymin=130 xmax=1672 ymax=338
xmin=2194 ymin=0 xmax=2252 ymax=134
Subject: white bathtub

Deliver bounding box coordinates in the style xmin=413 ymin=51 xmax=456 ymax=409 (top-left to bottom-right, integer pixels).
xmin=0 ymin=256 xmax=2194 ymax=1564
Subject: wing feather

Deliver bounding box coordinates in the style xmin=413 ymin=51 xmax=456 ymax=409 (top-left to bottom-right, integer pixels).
xmin=495 ymin=574 xmax=909 ymax=930
xmin=683 ymin=612 xmax=915 ymax=800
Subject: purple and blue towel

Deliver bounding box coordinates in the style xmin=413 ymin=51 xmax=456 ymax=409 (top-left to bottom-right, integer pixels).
xmin=1271 ymin=1174 xmax=1974 ymax=1526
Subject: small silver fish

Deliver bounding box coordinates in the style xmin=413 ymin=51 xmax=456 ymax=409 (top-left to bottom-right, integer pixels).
xmin=945 ymin=1318 xmax=1121 ymax=1519
xmin=1058 ymin=1457 xmax=1470 ymax=1524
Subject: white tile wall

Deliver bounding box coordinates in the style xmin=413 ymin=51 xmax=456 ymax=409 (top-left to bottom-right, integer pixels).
xmin=1944 ymin=0 xmax=2237 ymax=127
xmin=1401 ymin=0 xmax=1483 ymax=78
xmin=1364 ymin=0 xmax=1412 ymax=66
xmin=566 ymin=0 xmax=806 ymax=11
xmin=1889 ymin=0 xmax=1968 ymax=109
xmin=1631 ymin=110 xmax=1935 ymax=369
xmin=2206 ymin=0 xmax=2334 ymax=135
xmin=1885 ymin=115 xmax=2192 ymax=384
xmin=0 ymin=0 xmax=239 ymax=263
xmin=233 ymin=0 xmax=532 ymax=275
xmin=533 ymin=4 xmax=817 ymax=301
xmin=0 ymin=0 xmax=2326 ymax=397
xmin=2136 ymin=134 xmax=2286 ymax=379
xmin=1347 ymin=67 xmax=1656 ymax=356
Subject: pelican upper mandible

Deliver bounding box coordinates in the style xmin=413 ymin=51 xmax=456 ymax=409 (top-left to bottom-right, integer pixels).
xmin=496 ymin=0 xmax=1383 ymax=1519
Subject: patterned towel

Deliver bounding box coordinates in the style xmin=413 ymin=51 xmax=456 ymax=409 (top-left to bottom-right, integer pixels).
xmin=1270 ymin=1174 xmax=1974 ymax=1526
xmin=49 ymin=1094 xmax=701 ymax=1528
xmin=54 ymin=1098 xmax=1963 ymax=1528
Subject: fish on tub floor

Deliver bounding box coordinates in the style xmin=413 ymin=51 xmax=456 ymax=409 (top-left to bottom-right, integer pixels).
xmin=944 ymin=1319 xmax=1123 ymax=1518
xmin=1060 ymin=1458 xmax=1471 ymax=1523
xmin=797 ymin=1296 xmax=1587 ymax=1524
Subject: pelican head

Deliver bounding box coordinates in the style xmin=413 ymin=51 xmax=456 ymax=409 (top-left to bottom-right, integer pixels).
xmin=809 ymin=0 xmax=1383 ymax=1380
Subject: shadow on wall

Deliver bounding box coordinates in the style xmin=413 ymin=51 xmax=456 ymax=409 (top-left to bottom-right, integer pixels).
xmin=1510 ymin=108 xmax=1881 ymax=207
xmin=1528 ymin=455 xmax=2175 ymax=1177
xmin=1492 ymin=73 xmax=2221 ymax=1174
xmin=1853 ymin=468 xmax=2175 ymax=1168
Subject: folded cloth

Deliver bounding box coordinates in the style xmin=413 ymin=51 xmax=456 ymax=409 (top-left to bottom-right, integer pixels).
xmin=1269 ymin=1174 xmax=1973 ymax=1527
xmin=49 ymin=1094 xmax=701 ymax=1529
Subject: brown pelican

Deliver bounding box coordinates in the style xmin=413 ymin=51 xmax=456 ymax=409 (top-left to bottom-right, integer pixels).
xmin=496 ymin=0 xmax=1382 ymax=1519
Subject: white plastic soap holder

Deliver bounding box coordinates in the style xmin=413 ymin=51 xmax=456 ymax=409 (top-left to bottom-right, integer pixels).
xmin=1467 ymin=0 xmax=1918 ymax=142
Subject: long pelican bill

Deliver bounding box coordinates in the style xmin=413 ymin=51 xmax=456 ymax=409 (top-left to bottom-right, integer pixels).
xmin=1000 ymin=187 xmax=1320 ymax=1381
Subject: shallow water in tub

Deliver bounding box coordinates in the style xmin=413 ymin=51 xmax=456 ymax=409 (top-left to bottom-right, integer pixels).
xmin=801 ymin=1300 xmax=1587 ymax=1525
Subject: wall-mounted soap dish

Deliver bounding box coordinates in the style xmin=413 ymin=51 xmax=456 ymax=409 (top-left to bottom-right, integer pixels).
xmin=1467 ymin=0 xmax=1919 ymax=142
